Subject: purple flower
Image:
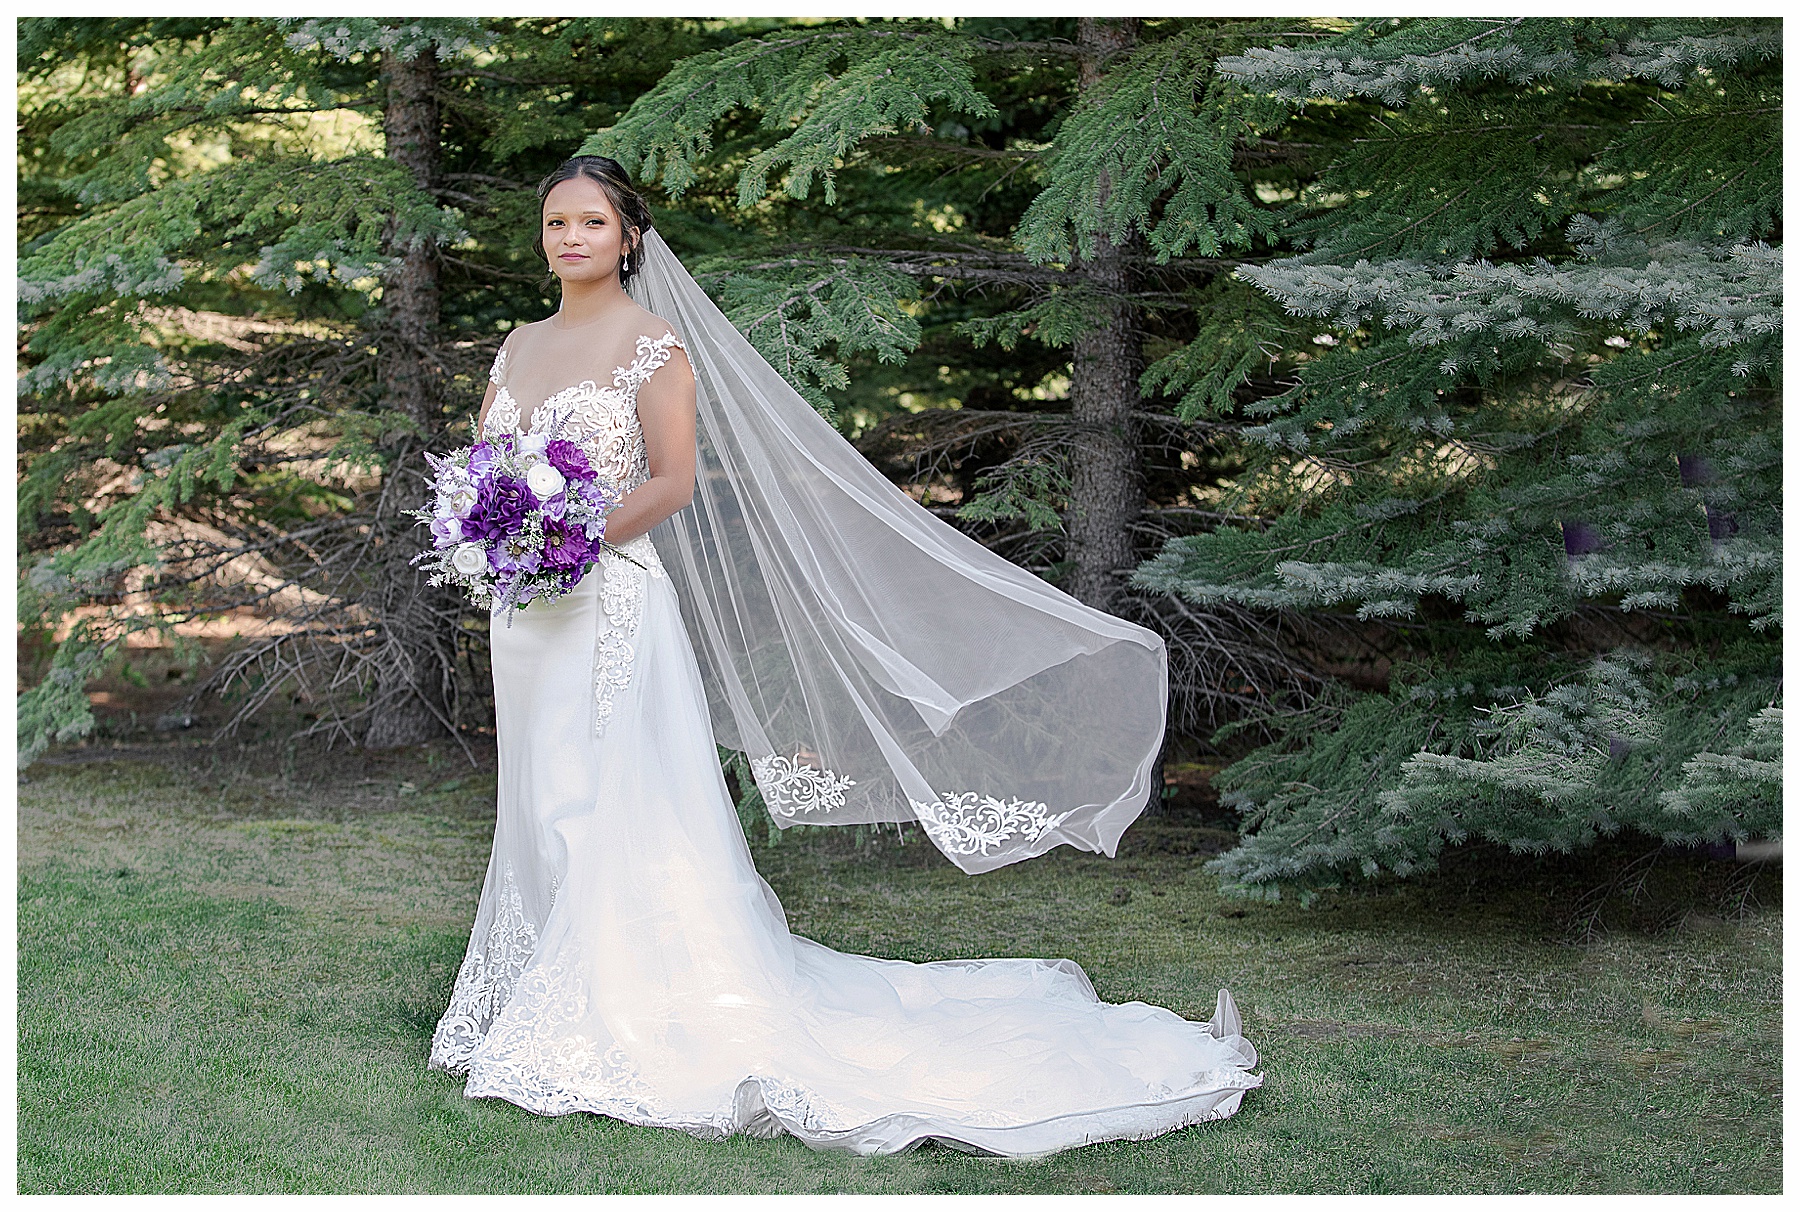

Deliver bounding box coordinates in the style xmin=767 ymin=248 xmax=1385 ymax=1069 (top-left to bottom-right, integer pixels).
xmin=539 ymin=517 xmax=597 ymax=571
xmin=544 ymin=440 xmax=597 ymax=483
xmin=429 ymin=515 xmax=464 ymax=547
xmin=467 ymin=441 xmax=500 ymax=478
xmin=489 ymin=532 xmax=541 ymax=576
xmin=575 ymin=477 xmax=617 ymax=512
xmin=464 ymin=474 xmax=538 ymax=544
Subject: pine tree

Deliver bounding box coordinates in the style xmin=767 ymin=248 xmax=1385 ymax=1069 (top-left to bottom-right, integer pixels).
xmin=16 ymin=17 xmax=734 ymax=761
xmin=1127 ymin=17 xmax=1782 ymax=897
xmin=589 ymin=16 xmax=1329 ymax=755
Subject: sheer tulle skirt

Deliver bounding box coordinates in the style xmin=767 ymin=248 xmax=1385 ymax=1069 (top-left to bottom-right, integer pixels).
xmin=428 ymin=546 xmax=1261 ymax=1157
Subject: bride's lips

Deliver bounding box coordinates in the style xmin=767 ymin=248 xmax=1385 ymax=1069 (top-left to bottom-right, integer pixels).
xmin=559 ymin=253 xmax=587 ymax=261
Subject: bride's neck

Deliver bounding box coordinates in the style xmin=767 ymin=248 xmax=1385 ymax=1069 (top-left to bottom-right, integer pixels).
xmin=552 ymin=276 xmax=632 ymax=329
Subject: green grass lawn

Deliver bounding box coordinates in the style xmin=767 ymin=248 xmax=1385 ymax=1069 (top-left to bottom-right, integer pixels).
xmin=17 ymin=743 xmax=1782 ymax=1193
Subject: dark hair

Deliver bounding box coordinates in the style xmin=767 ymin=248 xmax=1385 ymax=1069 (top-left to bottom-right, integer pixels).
xmin=534 ymin=156 xmax=655 ymax=287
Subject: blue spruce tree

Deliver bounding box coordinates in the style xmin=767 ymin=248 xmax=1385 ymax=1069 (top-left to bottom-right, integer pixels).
xmin=1131 ymin=17 xmax=1782 ymax=897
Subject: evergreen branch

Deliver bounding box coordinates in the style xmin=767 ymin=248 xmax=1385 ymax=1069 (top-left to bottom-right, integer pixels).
xmin=587 ymin=22 xmax=998 ymax=204
xmin=1334 ymin=188 xmax=1472 ymax=261
xmin=1219 ymin=17 xmax=1779 ymax=106
xmin=1018 ymin=26 xmax=1275 ymax=263
xmin=278 ymin=17 xmax=487 ymax=62
xmin=696 ymin=253 xmax=922 ymax=417
xmin=968 ymin=36 xmax=1084 ymax=58
xmin=1240 ymin=240 xmax=1782 ymax=359
xmin=860 ymin=133 xmax=1041 ymax=162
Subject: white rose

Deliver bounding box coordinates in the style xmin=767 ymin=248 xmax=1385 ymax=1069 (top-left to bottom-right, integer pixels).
xmin=443 ymin=485 xmax=478 ymax=517
xmin=526 ymin=462 xmax=566 ymax=498
xmin=451 ymin=543 xmax=488 ymax=576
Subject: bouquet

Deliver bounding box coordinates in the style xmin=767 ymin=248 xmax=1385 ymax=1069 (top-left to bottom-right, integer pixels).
xmin=409 ymin=419 xmax=639 ymax=622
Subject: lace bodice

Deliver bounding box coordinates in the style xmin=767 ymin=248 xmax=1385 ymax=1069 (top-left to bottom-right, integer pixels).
xmin=482 ymin=329 xmax=686 ymax=495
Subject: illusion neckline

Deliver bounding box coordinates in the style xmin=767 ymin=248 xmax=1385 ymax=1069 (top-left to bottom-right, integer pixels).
xmin=546 ymin=304 xmax=636 ymax=332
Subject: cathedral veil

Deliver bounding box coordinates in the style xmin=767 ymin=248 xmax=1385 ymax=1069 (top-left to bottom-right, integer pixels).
xmin=627 ymin=229 xmax=1168 ymax=874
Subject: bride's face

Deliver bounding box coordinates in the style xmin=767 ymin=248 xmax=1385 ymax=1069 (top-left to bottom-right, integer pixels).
xmin=542 ymin=175 xmax=633 ymax=287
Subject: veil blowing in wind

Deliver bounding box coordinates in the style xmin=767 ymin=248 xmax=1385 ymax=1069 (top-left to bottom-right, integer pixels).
xmin=626 ymin=229 xmax=1169 ymax=874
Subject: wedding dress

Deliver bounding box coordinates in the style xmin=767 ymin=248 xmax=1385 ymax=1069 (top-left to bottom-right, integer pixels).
xmin=427 ymin=279 xmax=1261 ymax=1158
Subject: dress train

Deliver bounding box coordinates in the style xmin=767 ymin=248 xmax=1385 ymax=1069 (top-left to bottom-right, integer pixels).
xmin=428 ymin=535 xmax=1262 ymax=1157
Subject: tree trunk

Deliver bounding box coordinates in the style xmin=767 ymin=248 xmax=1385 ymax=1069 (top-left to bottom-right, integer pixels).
xmin=365 ymin=44 xmax=452 ymax=749
xmin=1065 ymin=17 xmax=1145 ymax=613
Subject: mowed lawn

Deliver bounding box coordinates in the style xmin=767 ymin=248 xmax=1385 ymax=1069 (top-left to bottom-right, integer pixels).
xmin=17 ymin=744 xmax=1782 ymax=1194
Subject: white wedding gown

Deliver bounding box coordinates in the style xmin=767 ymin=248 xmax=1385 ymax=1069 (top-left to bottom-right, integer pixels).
xmin=428 ymin=320 xmax=1262 ymax=1157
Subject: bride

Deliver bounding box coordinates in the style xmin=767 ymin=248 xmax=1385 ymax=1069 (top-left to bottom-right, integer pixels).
xmin=427 ymin=155 xmax=1260 ymax=1157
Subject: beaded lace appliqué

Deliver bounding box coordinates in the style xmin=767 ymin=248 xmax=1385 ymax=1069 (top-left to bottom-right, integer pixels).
xmin=485 ymin=391 xmax=521 ymax=436
xmin=458 ymin=943 xmax=863 ymax=1140
xmin=745 ymin=752 xmax=1071 ymax=858
xmin=483 ymin=343 xmax=517 ymax=429
xmin=907 ymin=791 xmax=1074 ymax=858
xmin=462 ymin=941 xmax=673 ymax=1121
xmin=429 ymin=861 xmax=539 ymax=1075
xmin=750 ymin=753 xmax=858 ymax=817
xmin=592 ymin=538 xmax=661 ymax=735
xmin=480 ymin=330 xmax=684 ymax=495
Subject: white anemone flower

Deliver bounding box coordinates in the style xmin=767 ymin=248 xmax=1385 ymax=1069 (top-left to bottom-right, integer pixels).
xmin=451 ymin=543 xmax=488 ymax=576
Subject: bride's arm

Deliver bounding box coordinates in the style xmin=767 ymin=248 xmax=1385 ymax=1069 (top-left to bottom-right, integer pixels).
xmin=477 ymin=328 xmax=514 ymax=434
xmin=599 ymin=347 xmax=698 ymax=545
xmin=475 ymin=381 xmax=498 ymax=434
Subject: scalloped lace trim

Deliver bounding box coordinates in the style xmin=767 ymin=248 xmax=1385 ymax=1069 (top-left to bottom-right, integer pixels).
xmin=428 ymin=861 xmax=539 ymax=1075
xmin=459 ymin=941 xmax=863 ymax=1137
xmin=462 ymin=940 xmax=673 ymax=1121
xmin=745 ymin=754 xmax=1076 ymax=859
